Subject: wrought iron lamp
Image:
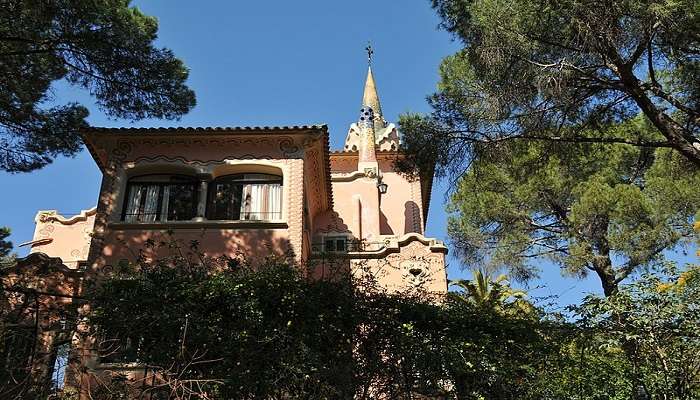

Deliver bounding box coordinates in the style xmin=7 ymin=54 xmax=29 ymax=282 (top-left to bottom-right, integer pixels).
xmin=376 ymin=178 xmax=388 ymax=194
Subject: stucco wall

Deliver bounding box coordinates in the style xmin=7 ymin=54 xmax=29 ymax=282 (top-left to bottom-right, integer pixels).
xmin=321 ymin=155 xmax=426 ymax=241
xmin=29 ymin=209 xmax=96 ymax=268
xmin=83 ymin=132 xmax=328 ymax=270
xmin=350 ymin=239 xmax=448 ymax=294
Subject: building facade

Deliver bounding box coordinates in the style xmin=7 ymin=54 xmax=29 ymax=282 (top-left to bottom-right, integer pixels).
xmin=27 ymin=64 xmax=447 ymax=293
xmin=6 ymin=64 xmax=448 ymax=394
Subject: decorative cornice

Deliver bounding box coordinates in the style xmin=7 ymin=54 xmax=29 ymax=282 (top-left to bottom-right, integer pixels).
xmin=34 ymin=208 xmax=97 ymax=225
xmin=330 ymin=171 xmax=368 ymax=182
xmin=311 ymin=233 xmax=447 ymax=260
xmin=1 ymin=252 xmax=82 ymax=277
xmin=330 ymin=150 xmax=403 ymax=159
xmin=82 ymin=125 xmax=329 ymax=172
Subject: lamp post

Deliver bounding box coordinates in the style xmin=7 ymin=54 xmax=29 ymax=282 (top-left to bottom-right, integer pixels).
xmin=376 ymin=178 xmax=388 ymax=194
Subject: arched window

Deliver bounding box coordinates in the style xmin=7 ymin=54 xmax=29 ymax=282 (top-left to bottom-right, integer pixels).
xmin=207 ymin=173 xmax=282 ymax=221
xmin=122 ymin=175 xmax=198 ymax=222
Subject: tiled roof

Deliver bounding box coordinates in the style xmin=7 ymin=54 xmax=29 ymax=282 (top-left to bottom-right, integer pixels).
xmin=84 ymin=125 xmax=327 ymax=134
xmin=82 ymin=124 xmax=334 ymax=211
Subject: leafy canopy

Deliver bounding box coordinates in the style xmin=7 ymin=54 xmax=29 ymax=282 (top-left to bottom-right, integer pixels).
xmin=0 ymin=0 xmax=196 ymax=172
xmin=447 ymin=117 xmax=699 ymax=295
xmin=6 ymin=238 xmax=699 ymax=398
xmin=0 ymin=227 xmax=11 ymax=259
xmin=399 ymin=0 xmax=700 ymax=178
xmin=572 ymin=265 xmax=700 ymax=399
xmin=84 ymin=242 xmax=558 ymax=399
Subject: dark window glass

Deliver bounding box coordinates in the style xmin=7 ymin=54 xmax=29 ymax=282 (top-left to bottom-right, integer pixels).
xmin=324 ymin=236 xmax=347 ymax=253
xmin=122 ymin=175 xmax=197 ymax=222
xmin=207 ymin=174 xmax=282 ymax=221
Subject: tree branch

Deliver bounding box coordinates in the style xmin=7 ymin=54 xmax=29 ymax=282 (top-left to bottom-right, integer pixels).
xmin=447 ymin=130 xmax=673 ymax=148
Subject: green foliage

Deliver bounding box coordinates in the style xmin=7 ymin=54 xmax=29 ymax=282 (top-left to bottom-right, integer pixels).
xmin=0 ymin=0 xmax=196 ymax=172
xmin=6 ymin=237 xmax=692 ymax=399
xmin=0 ymin=227 xmax=11 ymax=259
xmin=90 ymin=257 xmax=355 ymax=398
xmin=449 ymin=269 xmax=534 ymax=316
xmin=400 ymin=0 xmax=700 ymax=172
xmin=445 ymin=118 xmax=699 ymax=294
xmin=572 ymin=265 xmax=700 ymax=399
xmin=85 ymin=243 xmax=561 ymax=399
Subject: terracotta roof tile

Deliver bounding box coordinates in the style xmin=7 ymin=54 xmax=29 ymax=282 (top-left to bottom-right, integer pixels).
xmin=83 ymin=125 xmax=327 ymax=134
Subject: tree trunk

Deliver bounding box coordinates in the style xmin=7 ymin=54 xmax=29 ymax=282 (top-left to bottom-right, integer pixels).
xmin=590 ymin=242 xmax=650 ymax=399
xmin=592 ymin=256 xmax=618 ymax=297
xmin=617 ymin=66 xmax=700 ymax=167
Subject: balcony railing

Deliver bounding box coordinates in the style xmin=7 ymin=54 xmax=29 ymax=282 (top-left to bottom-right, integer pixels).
xmin=122 ymin=212 xmax=194 ymax=222
xmin=122 ymin=211 xmax=282 ymax=222
xmin=311 ymin=239 xmax=386 ymax=254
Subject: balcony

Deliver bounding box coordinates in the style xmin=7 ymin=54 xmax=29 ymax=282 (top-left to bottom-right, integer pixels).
xmin=109 ymin=211 xmax=287 ymax=230
xmin=311 ymin=238 xmax=387 ymax=256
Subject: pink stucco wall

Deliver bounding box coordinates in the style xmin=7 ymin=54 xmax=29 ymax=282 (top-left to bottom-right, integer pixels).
xmin=27 ymin=129 xmax=446 ymax=294
xmin=319 ymin=153 xmax=427 ymax=241
xmin=29 ymin=209 xmax=96 ymax=268
xmin=82 ymin=129 xmax=331 ymax=270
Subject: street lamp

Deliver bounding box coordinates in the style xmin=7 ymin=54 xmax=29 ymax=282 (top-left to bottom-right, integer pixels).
xmin=377 ymin=178 xmax=388 ymax=194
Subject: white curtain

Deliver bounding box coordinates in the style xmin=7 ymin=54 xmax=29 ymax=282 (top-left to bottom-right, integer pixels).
xmin=267 ymin=184 xmax=282 ymax=220
xmin=124 ymin=184 xmax=160 ymax=222
xmin=160 ymin=185 xmax=171 ymax=221
xmin=239 ymin=183 xmax=281 ymax=220
xmin=240 ymin=184 xmax=251 ymax=220
xmin=125 ymin=186 xmax=143 ymax=222
xmin=142 ymin=185 xmax=160 ymax=222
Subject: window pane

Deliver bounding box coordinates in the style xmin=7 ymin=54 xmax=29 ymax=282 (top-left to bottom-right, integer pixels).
xmin=142 ymin=185 xmax=160 ymax=222
xmin=165 ymin=183 xmax=196 ymax=221
xmin=239 ymin=183 xmax=283 ymax=220
xmin=124 ymin=183 xmax=160 ymax=222
xmin=124 ymin=184 xmax=144 ymax=222
xmin=123 ymin=176 xmax=197 ymax=222
xmin=209 ymin=183 xmax=243 ymax=220
xmin=207 ymin=175 xmax=282 ymax=221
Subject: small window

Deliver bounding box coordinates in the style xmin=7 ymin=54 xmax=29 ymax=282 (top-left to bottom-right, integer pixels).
xmin=51 ymin=342 xmax=70 ymax=391
xmin=207 ymin=173 xmax=282 ymax=221
xmin=122 ymin=175 xmax=197 ymax=222
xmin=324 ymin=236 xmax=347 ymax=253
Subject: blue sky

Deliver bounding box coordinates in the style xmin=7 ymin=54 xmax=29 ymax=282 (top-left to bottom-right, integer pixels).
xmin=3 ymin=0 xmax=693 ymax=308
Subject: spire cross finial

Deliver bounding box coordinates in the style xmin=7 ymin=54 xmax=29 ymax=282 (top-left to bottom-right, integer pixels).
xmin=365 ymin=42 xmax=374 ymax=65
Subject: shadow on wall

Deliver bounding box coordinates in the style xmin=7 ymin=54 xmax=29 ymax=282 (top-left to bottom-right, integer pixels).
xmin=98 ymin=228 xmax=295 ymax=272
xmin=379 ymin=211 xmax=394 ymax=235
xmin=313 ymin=211 xmax=351 ymax=236
xmin=404 ymin=201 xmax=420 ymax=234
xmin=0 ymin=253 xmax=82 ymax=398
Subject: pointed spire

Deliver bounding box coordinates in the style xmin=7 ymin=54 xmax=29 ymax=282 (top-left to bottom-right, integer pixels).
xmin=343 ymin=43 xmax=400 ymax=153
xmin=362 ymin=65 xmax=383 ymax=125
xmin=362 ymin=42 xmax=385 ymax=128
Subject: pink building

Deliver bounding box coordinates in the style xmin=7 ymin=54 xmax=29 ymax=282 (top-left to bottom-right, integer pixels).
xmin=27 ymin=64 xmax=448 ymax=293
xmin=6 ymin=61 xmax=449 ymax=396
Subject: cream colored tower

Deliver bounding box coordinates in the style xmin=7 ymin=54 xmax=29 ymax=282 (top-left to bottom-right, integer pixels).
xmin=344 ymin=66 xmax=400 ymax=152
